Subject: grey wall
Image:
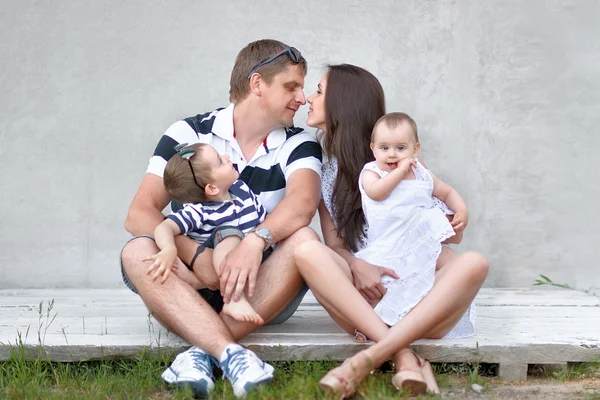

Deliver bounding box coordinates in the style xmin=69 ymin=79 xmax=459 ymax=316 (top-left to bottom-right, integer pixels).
xmin=1 ymin=0 xmax=598 ymax=290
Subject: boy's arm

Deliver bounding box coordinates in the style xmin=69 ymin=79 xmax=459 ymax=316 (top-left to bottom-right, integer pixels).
xmin=143 ymin=219 xmax=183 ymax=283
xmin=431 ymin=172 xmax=469 ymax=232
xmin=154 ymin=219 xmax=182 ymax=254
xmin=125 ymin=171 xmax=217 ymax=286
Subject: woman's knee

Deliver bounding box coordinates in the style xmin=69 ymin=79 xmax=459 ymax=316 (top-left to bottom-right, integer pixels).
xmin=462 ymin=251 xmax=489 ymax=284
xmin=285 ymin=226 xmax=320 ymax=246
xmin=294 ymin=239 xmax=323 ymax=265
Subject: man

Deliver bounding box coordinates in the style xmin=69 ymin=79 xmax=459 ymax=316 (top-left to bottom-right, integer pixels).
xmin=120 ymin=39 xmax=322 ymax=398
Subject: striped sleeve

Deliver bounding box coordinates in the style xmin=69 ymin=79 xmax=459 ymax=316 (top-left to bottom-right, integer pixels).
xmin=279 ymin=133 xmax=323 ymax=180
xmin=146 ymin=120 xmax=210 ymax=178
xmin=234 ymin=180 xmax=267 ymax=223
xmin=248 ymin=184 xmax=267 ymax=222
xmin=165 ymin=204 xmax=205 ymax=235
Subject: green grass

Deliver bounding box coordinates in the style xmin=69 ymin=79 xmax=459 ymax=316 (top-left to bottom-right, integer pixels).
xmin=0 ymin=350 xmax=444 ymax=400
xmin=2 ymin=348 xmax=598 ymax=400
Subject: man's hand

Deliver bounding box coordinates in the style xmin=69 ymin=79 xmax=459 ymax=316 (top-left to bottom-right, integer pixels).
xmin=350 ymin=257 xmax=399 ymax=303
xmin=219 ymin=234 xmax=264 ymax=303
xmin=142 ymin=247 xmax=178 ymax=284
xmin=451 ymin=209 xmax=469 ymax=232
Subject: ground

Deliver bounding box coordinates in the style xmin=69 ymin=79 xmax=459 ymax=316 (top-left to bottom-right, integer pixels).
xmin=441 ymin=376 xmax=600 ymax=400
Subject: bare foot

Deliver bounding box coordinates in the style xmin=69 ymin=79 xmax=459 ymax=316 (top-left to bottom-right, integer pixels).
xmin=222 ymin=297 xmax=264 ymax=325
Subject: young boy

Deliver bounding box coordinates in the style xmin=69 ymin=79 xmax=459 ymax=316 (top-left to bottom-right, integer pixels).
xmin=143 ymin=142 xmax=267 ymax=325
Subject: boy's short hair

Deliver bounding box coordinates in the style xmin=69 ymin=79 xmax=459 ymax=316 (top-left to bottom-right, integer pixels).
xmin=229 ymin=39 xmax=307 ymax=102
xmin=371 ymin=112 xmax=419 ymax=143
xmin=164 ymin=144 xmax=213 ymax=204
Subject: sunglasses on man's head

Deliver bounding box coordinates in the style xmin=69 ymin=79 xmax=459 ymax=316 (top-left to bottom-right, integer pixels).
xmin=174 ymin=143 xmax=205 ymax=191
xmin=247 ymin=47 xmax=302 ymax=79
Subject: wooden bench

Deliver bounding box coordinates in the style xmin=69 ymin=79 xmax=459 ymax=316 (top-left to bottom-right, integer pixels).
xmin=1 ymin=288 xmax=598 ymax=381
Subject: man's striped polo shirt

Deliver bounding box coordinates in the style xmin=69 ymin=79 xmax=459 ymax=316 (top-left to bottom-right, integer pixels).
xmin=146 ymin=103 xmax=323 ymax=213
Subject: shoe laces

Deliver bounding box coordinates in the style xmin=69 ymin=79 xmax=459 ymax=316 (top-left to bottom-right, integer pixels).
xmin=223 ymin=348 xmax=250 ymax=382
xmin=187 ymin=348 xmax=214 ymax=377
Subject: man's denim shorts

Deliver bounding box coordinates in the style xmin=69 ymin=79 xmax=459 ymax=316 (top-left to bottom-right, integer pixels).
xmin=120 ymin=226 xmax=308 ymax=325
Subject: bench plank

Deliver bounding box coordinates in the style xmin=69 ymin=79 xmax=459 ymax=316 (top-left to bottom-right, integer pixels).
xmin=1 ymin=288 xmax=599 ymax=375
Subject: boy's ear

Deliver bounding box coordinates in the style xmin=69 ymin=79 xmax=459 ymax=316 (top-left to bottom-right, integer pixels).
xmin=413 ymin=142 xmax=421 ymax=157
xmin=205 ymin=183 xmax=220 ymax=196
xmin=370 ymin=143 xmax=374 ymax=151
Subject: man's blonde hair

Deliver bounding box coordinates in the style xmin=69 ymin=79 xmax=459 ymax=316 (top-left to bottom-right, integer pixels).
xmin=229 ymin=39 xmax=307 ymax=102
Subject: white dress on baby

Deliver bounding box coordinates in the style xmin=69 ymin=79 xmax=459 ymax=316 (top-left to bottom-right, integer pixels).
xmin=321 ymin=157 xmax=476 ymax=338
xmin=354 ymin=160 xmax=475 ymax=336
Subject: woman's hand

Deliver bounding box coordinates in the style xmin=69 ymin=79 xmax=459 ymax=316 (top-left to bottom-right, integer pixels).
xmin=350 ymin=257 xmax=399 ymax=304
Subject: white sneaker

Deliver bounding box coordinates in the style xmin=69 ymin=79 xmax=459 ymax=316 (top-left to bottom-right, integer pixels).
xmin=161 ymin=346 xmax=216 ymax=398
xmin=219 ymin=344 xmax=274 ymax=398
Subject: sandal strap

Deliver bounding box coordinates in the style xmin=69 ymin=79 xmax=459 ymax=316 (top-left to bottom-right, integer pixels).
xmin=354 ymin=329 xmax=370 ymax=343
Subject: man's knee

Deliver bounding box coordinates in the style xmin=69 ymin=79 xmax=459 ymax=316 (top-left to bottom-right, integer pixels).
xmin=121 ymin=236 xmax=158 ymax=275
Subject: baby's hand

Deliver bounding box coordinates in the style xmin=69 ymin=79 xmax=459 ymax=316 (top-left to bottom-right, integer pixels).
xmin=396 ymin=158 xmax=416 ymax=176
xmin=141 ymin=247 xmax=178 ymax=284
xmin=451 ymin=209 xmax=469 ymax=232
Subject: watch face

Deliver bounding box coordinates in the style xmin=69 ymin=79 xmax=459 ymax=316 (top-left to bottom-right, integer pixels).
xmin=255 ymin=227 xmax=272 ymax=242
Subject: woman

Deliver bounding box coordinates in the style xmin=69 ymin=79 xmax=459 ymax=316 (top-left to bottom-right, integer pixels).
xmin=296 ymin=64 xmax=489 ymax=397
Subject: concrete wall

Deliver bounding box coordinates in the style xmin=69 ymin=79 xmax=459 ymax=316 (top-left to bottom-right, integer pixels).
xmin=1 ymin=0 xmax=599 ymax=290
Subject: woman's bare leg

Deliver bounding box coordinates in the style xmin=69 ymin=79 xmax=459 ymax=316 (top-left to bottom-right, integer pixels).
xmin=306 ymin=254 xmax=364 ymax=336
xmin=296 ymin=241 xmax=488 ymax=382
xmin=394 ymin=246 xmax=466 ymax=371
xmin=294 ymin=240 xmax=390 ymax=341
xmin=362 ymin=251 xmax=488 ymax=367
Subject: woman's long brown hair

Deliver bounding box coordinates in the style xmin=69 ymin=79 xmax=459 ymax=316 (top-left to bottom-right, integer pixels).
xmin=322 ymin=64 xmax=385 ymax=252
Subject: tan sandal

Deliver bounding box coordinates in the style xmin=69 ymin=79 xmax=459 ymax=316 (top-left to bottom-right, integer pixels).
xmin=319 ymin=351 xmax=375 ymax=399
xmin=354 ymin=329 xmax=371 ymax=343
xmin=391 ymin=349 xmax=440 ymax=396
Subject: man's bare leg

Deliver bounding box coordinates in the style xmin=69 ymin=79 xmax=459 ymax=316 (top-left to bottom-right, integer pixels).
xmin=222 ymin=227 xmax=318 ymax=341
xmin=213 ymin=237 xmax=264 ymax=325
xmin=121 ymin=237 xmax=235 ymax=359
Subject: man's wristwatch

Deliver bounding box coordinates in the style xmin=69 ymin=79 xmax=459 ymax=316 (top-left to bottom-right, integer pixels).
xmin=249 ymin=227 xmax=273 ymax=250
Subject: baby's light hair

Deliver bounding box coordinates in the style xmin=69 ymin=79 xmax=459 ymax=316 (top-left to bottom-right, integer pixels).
xmin=163 ymin=144 xmax=214 ymax=204
xmin=371 ymin=112 xmax=419 ymax=143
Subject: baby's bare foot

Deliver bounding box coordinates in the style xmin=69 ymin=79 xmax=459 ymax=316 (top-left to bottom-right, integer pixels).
xmin=222 ymin=297 xmax=264 ymax=325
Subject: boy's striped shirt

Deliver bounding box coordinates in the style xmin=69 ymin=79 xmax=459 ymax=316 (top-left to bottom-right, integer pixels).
xmin=166 ymin=180 xmax=266 ymax=242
